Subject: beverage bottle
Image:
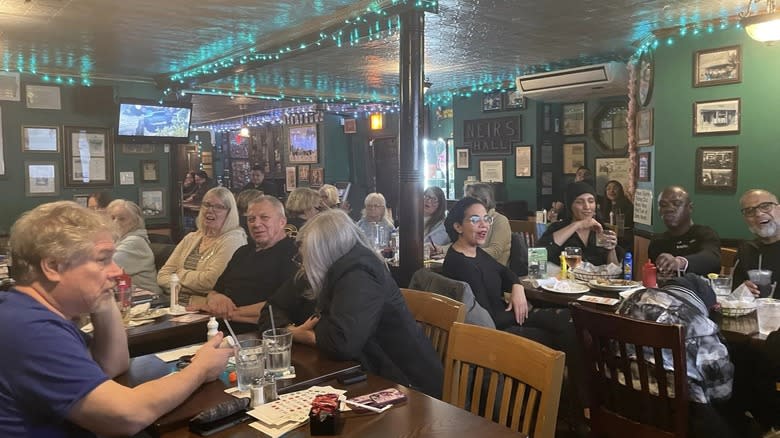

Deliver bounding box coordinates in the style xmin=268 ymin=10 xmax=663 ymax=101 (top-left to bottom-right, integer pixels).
xmin=623 ymin=251 xmax=633 ymax=280
xmin=642 ymin=260 xmax=657 ymax=288
xmin=169 ymin=273 xmax=185 ymax=314
xmin=207 ymin=317 xmax=219 ymax=340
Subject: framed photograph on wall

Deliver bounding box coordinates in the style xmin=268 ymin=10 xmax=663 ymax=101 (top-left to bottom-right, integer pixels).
xmin=562 ymin=103 xmax=586 ymax=136
xmin=298 ymin=164 xmax=310 ymax=183
xmin=694 ymin=45 xmax=741 ymax=87
xmin=595 ymin=158 xmax=632 ymax=195
xmin=504 ymin=91 xmax=526 ymax=110
xmin=479 ymin=160 xmax=504 ymax=183
xmin=25 ymin=161 xmax=59 ymax=196
xmin=288 ymin=124 xmax=318 ymax=163
xmin=343 ymin=118 xmax=357 ymax=134
xmin=696 ymin=146 xmax=738 ymax=193
xmin=514 ymin=145 xmax=532 ymax=177
xmin=22 ymin=126 xmax=59 ymax=152
xmin=562 ymin=142 xmax=586 ymax=174
xmin=693 ymin=98 xmax=740 ymax=135
xmin=456 ymin=148 xmax=470 ymax=169
xmin=638 ymin=152 xmax=651 ymax=182
xmin=73 ymin=194 xmax=89 ymax=207
xmin=636 ymin=108 xmax=653 ymax=146
xmin=25 ymin=85 xmax=61 ymax=109
xmin=482 ymin=91 xmax=503 ymax=112
xmin=63 ymin=126 xmax=113 ymax=187
xmin=285 ymin=166 xmax=297 ymax=191
xmin=139 ymin=188 xmax=165 ymax=218
xmin=309 ymin=167 xmax=324 ymax=187
xmin=140 ymin=160 xmax=159 ymax=183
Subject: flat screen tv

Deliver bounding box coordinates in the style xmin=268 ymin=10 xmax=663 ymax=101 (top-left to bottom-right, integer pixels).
xmin=116 ymin=99 xmax=192 ymax=144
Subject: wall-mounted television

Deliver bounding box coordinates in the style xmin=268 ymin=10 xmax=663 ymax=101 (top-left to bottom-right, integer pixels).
xmin=116 ymin=99 xmax=192 ymax=144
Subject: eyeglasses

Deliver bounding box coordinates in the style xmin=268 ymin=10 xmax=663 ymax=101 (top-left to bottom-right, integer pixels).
xmin=366 ymin=204 xmax=385 ymax=209
xmin=467 ymin=215 xmax=494 ymax=225
xmin=423 ymin=195 xmax=439 ymax=203
xmin=741 ymin=201 xmax=778 ymax=217
xmin=202 ymin=201 xmax=229 ymax=212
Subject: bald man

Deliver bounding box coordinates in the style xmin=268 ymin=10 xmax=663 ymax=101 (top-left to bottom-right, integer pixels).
xmin=648 ymin=186 xmax=721 ymax=276
xmin=733 ymin=189 xmax=780 ymax=297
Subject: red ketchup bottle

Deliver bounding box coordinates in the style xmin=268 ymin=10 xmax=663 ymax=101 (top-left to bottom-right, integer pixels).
xmin=642 ymin=260 xmax=657 ymax=288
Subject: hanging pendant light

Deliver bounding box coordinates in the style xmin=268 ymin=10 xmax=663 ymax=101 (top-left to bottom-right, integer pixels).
xmin=741 ymin=0 xmax=780 ymax=43
xmin=238 ymin=104 xmax=250 ymax=138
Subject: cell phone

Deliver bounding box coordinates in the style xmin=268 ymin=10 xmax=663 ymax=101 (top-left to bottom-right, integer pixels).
xmin=337 ymin=370 xmax=367 ymax=385
xmin=189 ymin=411 xmax=251 ymax=436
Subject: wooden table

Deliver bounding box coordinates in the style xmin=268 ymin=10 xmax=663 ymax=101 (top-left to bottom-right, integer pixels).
xmin=127 ymin=314 xmax=210 ymax=357
xmin=119 ymin=344 xmax=524 ymax=438
xmin=522 ymin=280 xmax=766 ymax=346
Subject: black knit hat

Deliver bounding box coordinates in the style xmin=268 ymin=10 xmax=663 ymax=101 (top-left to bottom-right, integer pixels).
xmin=566 ymin=182 xmax=597 ymax=214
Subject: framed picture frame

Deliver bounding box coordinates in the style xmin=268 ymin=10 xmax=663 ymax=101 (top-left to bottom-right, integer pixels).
xmin=343 ymin=118 xmax=357 ymax=134
xmin=229 ymin=136 xmax=249 ymax=159
xmin=479 ymin=160 xmax=504 ymax=183
xmin=562 ymin=103 xmax=586 ymax=136
xmin=309 ymin=167 xmax=324 ymax=187
xmin=562 ymin=142 xmax=586 ymax=174
xmin=696 ymin=146 xmax=738 ymax=193
xmin=25 ymin=161 xmax=59 ymax=196
xmin=638 ymin=152 xmax=651 ymax=182
xmin=694 ymin=45 xmax=741 ymax=87
xmin=694 ymin=98 xmax=740 ymax=135
xmin=514 ymin=145 xmax=532 ymax=177
xmin=140 ymin=160 xmax=159 ymax=183
xmin=73 ymin=194 xmax=90 ymax=207
xmin=25 ymin=85 xmax=61 ymax=109
xmin=288 ymin=124 xmax=318 ymax=164
xmin=298 ymin=164 xmax=310 ymax=183
xmin=121 ymin=144 xmax=155 ymax=154
xmin=63 ymin=126 xmax=113 ymax=187
xmin=636 ymin=108 xmax=653 ymax=146
xmin=139 ymin=188 xmax=165 ymax=218
xmin=504 ymin=91 xmax=526 ymax=110
xmin=456 ymin=148 xmax=470 ymax=169
xmin=595 ymin=158 xmax=632 ymax=195
xmin=22 ymin=126 xmax=59 ymax=152
xmin=482 ymin=91 xmax=503 ymax=112
xmin=285 ymin=166 xmax=297 ymax=191
xmin=637 ymin=49 xmax=654 ymax=107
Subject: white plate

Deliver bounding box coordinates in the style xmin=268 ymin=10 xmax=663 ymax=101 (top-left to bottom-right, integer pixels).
xmin=541 ymin=282 xmax=590 ymax=294
xmin=588 ymin=279 xmax=642 ymax=291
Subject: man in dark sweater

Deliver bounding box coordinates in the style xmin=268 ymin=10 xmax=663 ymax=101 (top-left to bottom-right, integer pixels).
xmin=241 ymin=165 xmax=280 ymax=198
xmin=189 ymin=196 xmax=297 ymax=332
xmin=648 ymin=186 xmax=721 ymax=276
xmin=733 ymin=189 xmax=780 ymax=297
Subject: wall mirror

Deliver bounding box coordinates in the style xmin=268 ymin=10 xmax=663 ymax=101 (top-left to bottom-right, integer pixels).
xmin=593 ymin=103 xmax=628 ymax=154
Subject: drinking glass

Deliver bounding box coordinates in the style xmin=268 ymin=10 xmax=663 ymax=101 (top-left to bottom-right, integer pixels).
xmin=563 ymin=247 xmax=582 ymax=271
xmin=710 ymin=275 xmax=732 ymax=297
xmin=596 ymin=230 xmax=616 ymax=248
xmin=756 ymin=298 xmax=780 ymax=335
xmin=235 ymin=339 xmax=265 ymax=391
xmin=747 ymin=269 xmax=773 ymax=298
xmin=263 ymin=328 xmax=293 ymax=374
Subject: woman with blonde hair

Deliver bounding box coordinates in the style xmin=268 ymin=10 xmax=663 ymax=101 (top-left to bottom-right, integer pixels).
xmin=289 ymin=209 xmax=443 ymax=397
xmin=157 ymin=187 xmax=246 ymax=305
xmin=285 ymin=187 xmax=323 ymax=234
xmin=319 ymin=184 xmax=340 ymax=209
xmin=356 ymin=192 xmax=394 ymax=247
xmin=106 ymin=200 xmax=161 ymax=294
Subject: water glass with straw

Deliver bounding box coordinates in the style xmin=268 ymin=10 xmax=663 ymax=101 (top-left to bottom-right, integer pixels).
xmin=225 ymin=319 xmax=265 ymax=391
xmin=263 ymin=305 xmax=293 ymax=374
xmin=748 ymin=253 xmax=774 ymax=298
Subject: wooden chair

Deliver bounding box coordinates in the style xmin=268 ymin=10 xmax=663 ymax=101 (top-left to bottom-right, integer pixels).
xmin=720 ymin=247 xmax=737 ymax=275
xmin=509 ymin=220 xmax=537 ymax=246
xmin=443 ymin=322 xmax=565 ymax=438
xmin=400 ymin=288 xmax=466 ymax=363
xmin=569 ymin=302 xmax=688 ymax=438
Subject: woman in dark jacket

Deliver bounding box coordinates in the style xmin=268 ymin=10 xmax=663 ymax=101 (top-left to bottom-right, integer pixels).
xmin=290 ymin=209 xmax=443 ymax=398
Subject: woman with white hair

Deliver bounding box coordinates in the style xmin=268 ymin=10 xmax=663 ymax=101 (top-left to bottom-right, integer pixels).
xmin=105 ymin=200 xmax=161 ymax=294
xmin=157 ymin=187 xmax=246 ymax=305
xmin=318 ymin=184 xmax=340 ymax=209
xmin=290 ymin=209 xmax=443 ymax=398
xmin=356 ymin=192 xmax=395 ymax=247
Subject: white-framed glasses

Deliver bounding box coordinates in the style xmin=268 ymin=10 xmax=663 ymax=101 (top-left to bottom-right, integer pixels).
xmin=467 ymin=215 xmax=494 ymax=225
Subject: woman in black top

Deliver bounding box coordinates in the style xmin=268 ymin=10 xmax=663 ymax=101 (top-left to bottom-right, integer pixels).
xmin=538 ymin=182 xmax=622 ymax=266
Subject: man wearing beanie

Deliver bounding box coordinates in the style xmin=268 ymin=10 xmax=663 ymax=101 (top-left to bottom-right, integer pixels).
xmin=618 ymin=274 xmax=736 ymax=437
xmin=537 ymin=181 xmax=624 ymax=265
xmin=648 ymin=186 xmax=721 ymax=276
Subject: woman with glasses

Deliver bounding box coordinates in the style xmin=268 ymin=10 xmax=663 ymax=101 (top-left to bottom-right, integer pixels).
xmin=288 ymin=209 xmax=443 ymax=398
xmin=356 ymin=192 xmax=395 ymax=248
xmin=423 ymin=186 xmax=450 ymax=251
xmin=537 ymin=182 xmax=621 ymax=266
xmin=157 ymin=187 xmax=246 ymax=305
xmin=285 ymin=188 xmax=325 ymax=237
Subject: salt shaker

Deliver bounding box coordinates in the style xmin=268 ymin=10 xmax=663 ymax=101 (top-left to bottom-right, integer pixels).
xmin=250 ymin=373 xmax=278 ymax=407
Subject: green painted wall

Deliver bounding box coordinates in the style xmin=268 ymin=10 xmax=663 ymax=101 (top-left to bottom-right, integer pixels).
xmin=648 ymin=27 xmax=780 ymax=239
xmin=0 ymin=77 xmax=173 ymax=234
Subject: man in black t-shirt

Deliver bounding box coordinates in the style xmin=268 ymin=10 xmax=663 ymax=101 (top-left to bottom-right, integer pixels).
xmin=648 ymin=186 xmax=721 ymax=276
xmin=189 ymin=196 xmax=297 ymax=332
xmin=733 ymin=189 xmax=780 ymax=297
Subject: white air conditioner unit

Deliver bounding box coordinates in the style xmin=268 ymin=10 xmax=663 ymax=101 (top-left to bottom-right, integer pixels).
xmin=515 ymin=62 xmax=628 ymax=102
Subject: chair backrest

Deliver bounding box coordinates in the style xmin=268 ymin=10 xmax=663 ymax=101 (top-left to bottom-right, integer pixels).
xmin=508 ymin=232 xmax=529 ymax=276
xmin=569 ymin=302 xmax=689 ymax=438
xmin=408 ymin=268 xmax=496 ymax=329
xmin=508 ymin=220 xmax=537 ymax=246
xmin=400 ymin=288 xmax=466 ymax=363
xmin=149 ymin=242 xmax=176 ymax=271
xmin=443 ymin=322 xmax=565 ymax=438
xmin=720 ymin=247 xmax=737 ymax=275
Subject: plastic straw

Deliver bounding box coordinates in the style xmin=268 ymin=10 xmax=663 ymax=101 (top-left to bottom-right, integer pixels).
xmin=758 ymin=254 xmax=763 ymax=271
xmin=223 ymin=318 xmax=240 ymax=350
xmin=268 ymin=305 xmax=276 ymax=335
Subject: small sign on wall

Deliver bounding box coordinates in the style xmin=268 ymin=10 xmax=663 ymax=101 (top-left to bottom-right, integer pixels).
xmin=633 ymin=188 xmax=653 ymax=226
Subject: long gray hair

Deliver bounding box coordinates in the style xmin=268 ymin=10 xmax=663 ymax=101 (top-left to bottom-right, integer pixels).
xmin=195 ymin=187 xmax=240 ymax=233
xmin=296 ymin=209 xmax=383 ymax=296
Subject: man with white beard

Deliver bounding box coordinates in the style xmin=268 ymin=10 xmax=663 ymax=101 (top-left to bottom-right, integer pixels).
xmin=733 ymin=189 xmax=780 ymax=297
